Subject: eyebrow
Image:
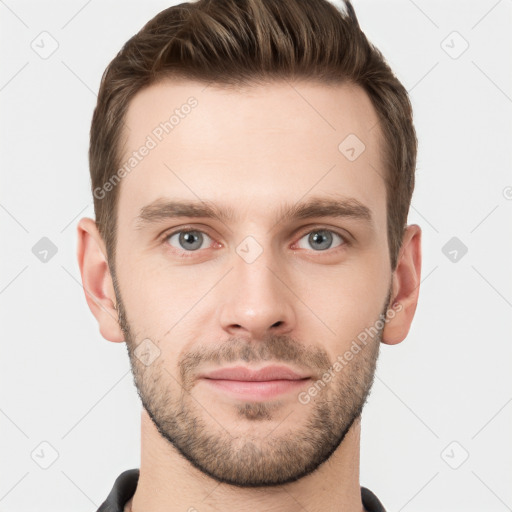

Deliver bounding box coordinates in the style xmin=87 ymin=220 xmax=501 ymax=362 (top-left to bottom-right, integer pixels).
xmin=134 ymin=195 xmax=374 ymax=231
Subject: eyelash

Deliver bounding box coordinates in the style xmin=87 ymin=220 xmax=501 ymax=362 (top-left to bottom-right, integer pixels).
xmin=160 ymin=225 xmax=350 ymax=258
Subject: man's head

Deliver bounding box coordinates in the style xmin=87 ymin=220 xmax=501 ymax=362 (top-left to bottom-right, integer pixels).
xmin=78 ymin=0 xmax=421 ymax=489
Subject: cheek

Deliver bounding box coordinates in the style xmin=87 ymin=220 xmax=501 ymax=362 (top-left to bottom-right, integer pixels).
xmin=114 ymin=252 xmax=170 ymax=334
xmin=292 ymin=258 xmax=390 ymax=346
xmin=115 ymin=251 xmax=218 ymax=346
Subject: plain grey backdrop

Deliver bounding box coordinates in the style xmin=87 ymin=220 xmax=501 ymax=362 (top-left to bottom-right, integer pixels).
xmin=1 ymin=0 xmax=511 ymax=510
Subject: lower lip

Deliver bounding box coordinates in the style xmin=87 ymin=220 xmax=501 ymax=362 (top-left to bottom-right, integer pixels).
xmin=201 ymin=378 xmax=310 ymax=400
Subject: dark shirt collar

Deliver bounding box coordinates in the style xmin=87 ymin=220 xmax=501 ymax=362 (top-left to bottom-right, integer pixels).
xmin=96 ymin=469 xmax=387 ymax=512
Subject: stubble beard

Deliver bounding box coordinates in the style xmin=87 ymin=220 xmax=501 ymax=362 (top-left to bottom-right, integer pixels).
xmin=112 ymin=269 xmax=387 ymax=487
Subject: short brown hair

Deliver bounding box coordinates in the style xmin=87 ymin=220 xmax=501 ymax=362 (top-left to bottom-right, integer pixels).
xmin=89 ymin=0 xmax=417 ymax=272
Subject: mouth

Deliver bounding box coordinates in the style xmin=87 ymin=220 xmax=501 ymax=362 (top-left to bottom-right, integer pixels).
xmin=199 ymin=365 xmax=311 ymax=401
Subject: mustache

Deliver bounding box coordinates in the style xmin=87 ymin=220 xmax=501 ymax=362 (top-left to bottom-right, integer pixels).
xmin=178 ymin=335 xmax=332 ymax=387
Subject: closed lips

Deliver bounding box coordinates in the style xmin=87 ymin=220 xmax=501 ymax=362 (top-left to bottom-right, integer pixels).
xmin=200 ymin=366 xmax=311 ymax=381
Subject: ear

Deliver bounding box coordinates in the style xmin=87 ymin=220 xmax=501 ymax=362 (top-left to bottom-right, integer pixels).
xmin=382 ymin=224 xmax=422 ymax=345
xmin=76 ymin=217 xmax=125 ymax=343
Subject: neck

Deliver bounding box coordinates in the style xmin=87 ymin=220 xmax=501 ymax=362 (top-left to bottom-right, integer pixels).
xmin=129 ymin=410 xmax=365 ymax=512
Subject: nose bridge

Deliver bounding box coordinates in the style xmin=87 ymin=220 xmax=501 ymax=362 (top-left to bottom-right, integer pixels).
xmin=218 ymin=234 xmax=295 ymax=338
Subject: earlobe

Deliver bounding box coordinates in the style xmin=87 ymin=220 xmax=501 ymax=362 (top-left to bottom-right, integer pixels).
xmin=76 ymin=217 xmax=125 ymax=343
xmin=382 ymin=224 xmax=422 ymax=345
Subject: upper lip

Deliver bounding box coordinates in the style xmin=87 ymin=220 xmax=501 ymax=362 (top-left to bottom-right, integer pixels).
xmin=200 ymin=365 xmax=310 ymax=381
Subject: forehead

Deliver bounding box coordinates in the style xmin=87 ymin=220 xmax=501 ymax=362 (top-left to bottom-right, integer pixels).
xmin=117 ymin=78 xmax=386 ymax=230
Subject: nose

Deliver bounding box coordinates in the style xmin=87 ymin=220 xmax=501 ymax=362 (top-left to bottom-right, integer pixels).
xmin=218 ymin=241 xmax=296 ymax=340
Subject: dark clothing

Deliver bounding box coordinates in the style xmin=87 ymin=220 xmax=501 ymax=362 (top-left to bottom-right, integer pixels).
xmin=97 ymin=468 xmax=387 ymax=512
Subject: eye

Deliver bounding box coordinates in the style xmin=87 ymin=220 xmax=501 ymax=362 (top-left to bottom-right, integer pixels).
xmin=295 ymin=228 xmax=346 ymax=252
xmin=164 ymin=229 xmax=213 ymax=252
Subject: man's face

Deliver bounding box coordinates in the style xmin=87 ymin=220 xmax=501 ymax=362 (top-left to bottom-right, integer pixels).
xmin=112 ymin=79 xmax=393 ymax=486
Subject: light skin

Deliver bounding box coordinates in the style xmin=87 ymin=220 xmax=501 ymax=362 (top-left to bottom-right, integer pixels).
xmin=77 ymin=79 xmax=421 ymax=512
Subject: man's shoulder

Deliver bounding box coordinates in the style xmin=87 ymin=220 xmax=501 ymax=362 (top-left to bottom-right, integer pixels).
xmin=96 ymin=468 xmax=139 ymax=512
xmin=361 ymin=485 xmax=387 ymax=512
xmin=96 ymin=469 xmax=386 ymax=512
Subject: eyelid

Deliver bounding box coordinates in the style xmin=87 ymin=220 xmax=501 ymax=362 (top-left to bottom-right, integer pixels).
xmin=161 ymin=223 xmax=211 ymax=237
xmin=161 ymin=224 xmax=349 ymax=241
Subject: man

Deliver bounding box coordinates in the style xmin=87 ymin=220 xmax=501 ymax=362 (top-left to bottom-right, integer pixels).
xmin=77 ymin=0 xmax=421 ymax=510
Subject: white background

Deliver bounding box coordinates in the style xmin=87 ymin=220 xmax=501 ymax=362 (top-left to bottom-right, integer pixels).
xmin=1 ymin=0 xmax=511 ymax=510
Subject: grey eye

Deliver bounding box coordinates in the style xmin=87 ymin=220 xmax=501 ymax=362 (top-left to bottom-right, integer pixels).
xmin=166 ymin=230 xmax=212 ymax=251
xmin=296 ymin=229 xmax=344 ymax=251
